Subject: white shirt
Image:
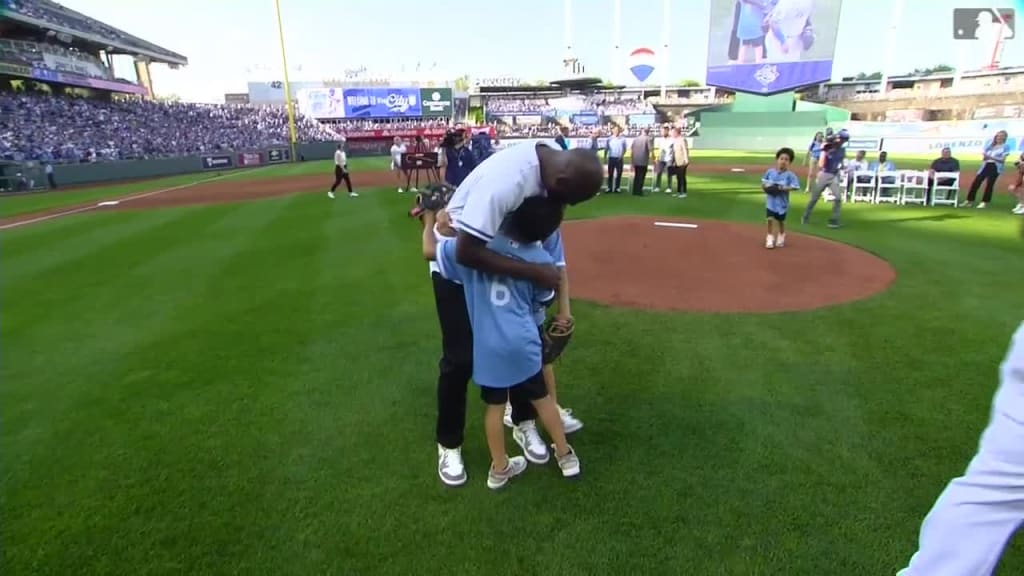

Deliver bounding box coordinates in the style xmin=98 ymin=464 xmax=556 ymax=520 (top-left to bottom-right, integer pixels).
xmin=390 ymin=144 xmax=406 ymax=161
xmin=44 ymin=164 xmax=53 ymax=174
xmin=428 ymin=223 xmax=450 ymax=275
xmin=334 ymin=149 xmax=346 ymax=167
xmin=771 ymin=0 xmax=813 ymax=37
xmin=446 ymin=140 xmax=557 ymax=242
xmin=846 ymin=158 xmax=869 ymax=174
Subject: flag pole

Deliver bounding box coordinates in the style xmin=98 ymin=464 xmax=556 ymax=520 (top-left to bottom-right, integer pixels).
xmin=274 ymin=0 xmax=299 ymax=163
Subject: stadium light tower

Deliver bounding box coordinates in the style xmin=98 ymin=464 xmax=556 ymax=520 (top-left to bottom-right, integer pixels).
xmin=274 ymin=0 xmax=299 ymax=163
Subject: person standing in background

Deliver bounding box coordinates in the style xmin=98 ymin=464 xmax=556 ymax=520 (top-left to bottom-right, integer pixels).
xmin=629 ymin=128 xmax=653 ymax=196
xmin=668 ymin=127 xmax=690 ymax=198
xmin=390 ymin=137 xmax=408 ymax=193
xmin=327 ymin=141 xmax=357 ymax=199
xmin=961 ymin=130 xmax=1011 ymax=209
xmin=605 ymin=126 xmax=627 ymax=193
xmin=44 ymin=162 xmax=56 ymax=189
xmin=805 ymin=131 xmax=824 ymax=192
xmin=554 ymin=125 xmax=570 ymax=151
xmin=1010 ymin=152 xmax=1024 ymax=214
xmin=653 ymin=125 xmax=675 ymax=194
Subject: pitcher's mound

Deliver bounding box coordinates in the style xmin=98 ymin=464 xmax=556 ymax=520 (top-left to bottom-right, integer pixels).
xmin=561 ymin=216 xmax=896 ymax=313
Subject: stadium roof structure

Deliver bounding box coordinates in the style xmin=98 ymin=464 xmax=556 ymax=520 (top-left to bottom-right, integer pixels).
xmin=548 ymin=76 xmax=604 ymax=89
xmin=2 ymin=0 xmax=187 ymax=65
xmin=829 ymin=65 xmax=1024 ymax=86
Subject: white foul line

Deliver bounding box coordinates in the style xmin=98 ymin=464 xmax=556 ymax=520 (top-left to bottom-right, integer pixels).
xmin=0 ymin=166 xmax=270 ymax=231
xmin=654 ymin=221 xmax=699 ymax=229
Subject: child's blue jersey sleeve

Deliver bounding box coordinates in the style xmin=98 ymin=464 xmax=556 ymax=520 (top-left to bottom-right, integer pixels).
xmin=434 ymin=238 xmax=464 ymax=284
xmin=541 ymin=230 xmax=566 ymax=268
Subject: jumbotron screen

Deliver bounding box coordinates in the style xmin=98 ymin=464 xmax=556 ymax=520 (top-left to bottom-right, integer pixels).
xmin=705 ymin=0 xmax=844 ymax=95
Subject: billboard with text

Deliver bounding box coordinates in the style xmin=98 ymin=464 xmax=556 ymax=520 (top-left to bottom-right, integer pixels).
xmin=705 ymin=0 xmax=843 ymax=95
xmin=419 ymin=88 xmax=452 ymax=117
xmin=342 ymin=87 xmax=421 ymax=118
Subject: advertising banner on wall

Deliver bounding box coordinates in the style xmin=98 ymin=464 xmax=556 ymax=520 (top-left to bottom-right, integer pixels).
xmin=266 ymin=148 xmax=291 ymax=163
xmin=238 ymin=152 xmax=263 ymax=167
xmin=342 ymin=87 xmax=421 ymax=118
xmin=419 ymin=88 xmax=452 ymax=117
xmin=201 ymin=155 xmax=234 ymax=170
xmin=705 ymin=0 xmax=844 ymax=95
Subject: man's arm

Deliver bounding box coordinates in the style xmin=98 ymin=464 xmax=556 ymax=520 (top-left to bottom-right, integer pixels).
xmin=455 ymin=231 xmax=560 ymax=290
xmin=555 ymin=267 xmax=571 ymax=321
xmin=421 ymin=212 xmax=438 ymax=261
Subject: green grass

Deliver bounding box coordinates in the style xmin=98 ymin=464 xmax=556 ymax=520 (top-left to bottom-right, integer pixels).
xmin=2 ymin=160 xmax=1023 ymax=575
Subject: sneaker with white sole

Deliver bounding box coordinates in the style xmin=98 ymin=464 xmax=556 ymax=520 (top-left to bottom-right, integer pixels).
xmin=765 ymin=234 xmax=775 ymax=249
xmin=553 ymin=444 xmax=581 ymax=478
xmin=959 ymin=200 xmax=972 ymax=208
xmin=976 ymin=202 xmax=987 ymax=209
xmin=486 ymin=455 xmax=527 ymax=490
xmin=776 ymin=234 xmax=786 ymax=248
xmin=398 ymin=187 xmax=405 ymax=193
xmin=513 ymin=421 xmax=550 ymax=464
xmin=349 ymin=191 xmax=359 ymax=198
xmin=502 ymin=402 xmax=513 ymax=428
xmin=559 ymin=407 xmax=583 ymax=434
xmin=1013 ymin=204 xmax=1024 ymax=215
xmin=327 ymin=190 xmax=335 ymax=199
xmin=437 ymin=445 xmax=467 ymax=487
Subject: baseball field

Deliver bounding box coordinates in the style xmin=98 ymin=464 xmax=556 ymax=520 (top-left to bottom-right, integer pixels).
xmin=2 ymin=151 xmax=1022 ymax=574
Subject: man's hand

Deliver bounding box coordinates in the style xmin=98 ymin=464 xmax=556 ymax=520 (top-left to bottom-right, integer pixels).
xmin=532 ymin=264 xmax=561 ymax=291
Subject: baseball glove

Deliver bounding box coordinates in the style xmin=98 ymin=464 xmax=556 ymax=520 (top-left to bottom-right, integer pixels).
xmin=542 ymin=318 xmax=574 ymax=365
xmin=409 ymin=183 xmax=455 ymax=218
xmin=763 ymin=184 xmax=786 ymax=196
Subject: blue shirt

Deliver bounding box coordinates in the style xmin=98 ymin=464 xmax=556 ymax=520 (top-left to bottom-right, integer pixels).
xmin=531 ymin=231 xmax=566 ymax=325
xmin=808 ymin=140 xmax=823 ymax=160
xmin=762 ymin=168 xmax=799 ymax=214
xmin=821 ymin=146 xmax=846 ymax=175
xmin=980 ymin=141 xmax=1011 ymax=175
xmin=606 ymin=136 xmax=627 ymax=159
xmin=737 ymin=1 xmax=767 ymax=40
xmin=445 ymin=145 xmax=477 ymax=186
xmin=435 ymin=236 xmax=556 ymax=388
xmin=869 ymin=160 xmax=895 ymax=172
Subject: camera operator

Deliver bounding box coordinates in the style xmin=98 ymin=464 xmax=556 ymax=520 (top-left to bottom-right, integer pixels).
xmin=437 ymin=128 xmax=478 ymax=187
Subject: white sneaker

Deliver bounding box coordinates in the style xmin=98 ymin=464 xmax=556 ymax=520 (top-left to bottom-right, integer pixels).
xmin=553 ymin=444 xmax=581 ymax=478
xmin=959 ymin=200 xmax=972 ymax=207
xmin=559 ymin=407 xmax=583 ymax=434
xmin=398 ymin=187 xmax=405 ymax=194
xmin=1013 ymin=204 xmax=1024 ymax=215
xmin=976 ymin=202 xmax=987 ymax=209
xmin=410 ymin=187 xmax=419 ymax=193
xmin=502 ymin=402 xmax=513 ymax=428
xmin=349 ymin=191 xmax=359 ymax=198
xmin=765 ymin=234 xmax=775 ymax=249
xmin=776 ymin=234 xmax=786 ymax=248
xmin=486 ymin=455 xmax=527 ymax=490
xmin=513 ymin=420 xmax=550 ymax=464
xmin=437 ymin=445 xmax=467 ymax=486
xmin=327 ymin=191 xmax=335 ymax=199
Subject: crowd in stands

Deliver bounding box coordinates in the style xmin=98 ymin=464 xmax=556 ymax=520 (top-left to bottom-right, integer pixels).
xmin=492 ymin=122 xmax=657 ymax=138
xmin=318 ymin=118 xmax=450 ymax=133
xmin=3 ymin=0 xmax=184 ymax=60
xmin=0 ymin=92 xmax=338 ymax=163
xmin=485 ymin=96 xmax=655 ymax=116
xmin=0 ymin=39 xmax=114 ymax=81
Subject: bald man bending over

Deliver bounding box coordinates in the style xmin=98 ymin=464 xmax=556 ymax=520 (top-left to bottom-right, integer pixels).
xmin=431 ymin=142 xmax=603 ymax=486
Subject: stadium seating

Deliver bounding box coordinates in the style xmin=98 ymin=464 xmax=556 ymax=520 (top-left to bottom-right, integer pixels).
xmin=4 ymin=0 xmax=184 ymax=60
xmin=0 ymin=92 xmax=339 ymax=163
xmin=0 ymin=39 xmax=114 ymax=80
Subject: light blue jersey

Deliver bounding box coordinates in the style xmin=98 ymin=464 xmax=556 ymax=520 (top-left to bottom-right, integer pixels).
xmin=763 ymin=167 xmax=800 ymax=214
xmin=532 ymin=230 xmax=566 ymax=325
xmin=435 ymin=236 xmax=556 ymax=388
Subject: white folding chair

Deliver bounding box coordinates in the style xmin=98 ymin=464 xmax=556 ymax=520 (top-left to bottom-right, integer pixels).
xmin=900 ymin=171 xmax=930 ymax=205
xmin=875 ymin=171 xmax=902 ymax=204
xmin=621 ymin=164 xmax=635 ymax=192
xmin=837 ymin=170 xmax=850 ymax=201
xmin=931 ymin=171 xmax=961 ymax=207
xmin=850 ymin=171 xmax=877 ymax=203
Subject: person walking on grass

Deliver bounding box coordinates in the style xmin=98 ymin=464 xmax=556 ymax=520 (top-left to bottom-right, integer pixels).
xmin=802 ymin=131 xmax=848 ymax=228
xmin=327 ymin=141 xmax=356 ymax=199
xmin=961 ymin=130 xmax=1010 ymax=209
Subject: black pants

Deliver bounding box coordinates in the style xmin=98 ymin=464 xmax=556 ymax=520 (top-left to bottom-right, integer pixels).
xmin=927 ymin=177 xmax=956 ymax=204
xmin=607 ymin=157 xmax=624 ymax=192
xmin=966 ymin=163 xmax=999 ymax=203
xmin=330 ymin=165 xmax=352 ymax=193
xmin=631 ymin=165 xmax=648 ymax=195
xmin=47 ymin=173 xmax=57 ymax=189
xmin=432 ymin=273 xmax=537 ymax=449
xmin=670 ymin=165 xmax=688 ymax=195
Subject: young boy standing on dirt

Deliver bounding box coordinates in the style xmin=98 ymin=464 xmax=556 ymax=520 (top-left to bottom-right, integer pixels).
xmin=762 ymin=147 xmax=800 ymax=249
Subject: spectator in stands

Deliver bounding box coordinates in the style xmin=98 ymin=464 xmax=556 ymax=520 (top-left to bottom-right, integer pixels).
xmin=629 ymin=128 xmax=653 ymax=196
xmin=927 ymin=147 xmax=961 ymax=205
xmin=962 ymin=130 xmax=1011 ymax=209
xmin=605 ymin=126 xmax=627 ymax=193
xmin=870 ymin=151 xmax=897 ymax=186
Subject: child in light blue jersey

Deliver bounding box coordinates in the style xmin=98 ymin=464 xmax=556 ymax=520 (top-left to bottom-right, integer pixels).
xmin=421 ymin=199 xmax=580 ymax=490
xmin=762 ymin=147 xmax=801 ymax=249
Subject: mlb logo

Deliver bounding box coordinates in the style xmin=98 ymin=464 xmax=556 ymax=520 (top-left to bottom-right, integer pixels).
xmin=628 ymin=47 xmax=656 ymax=83
xmin=953 ymin=8 xmax=1015 ymax=39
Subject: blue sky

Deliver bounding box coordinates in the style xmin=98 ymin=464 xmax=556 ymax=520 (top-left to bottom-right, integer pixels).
xmin=56 ymin=0 xmax=1024 ymax=102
